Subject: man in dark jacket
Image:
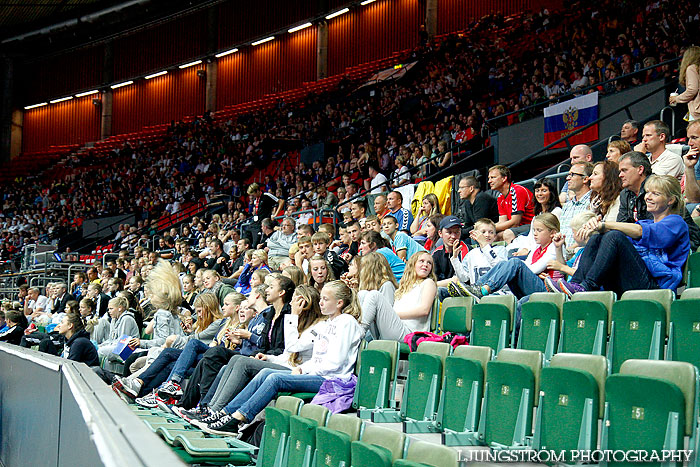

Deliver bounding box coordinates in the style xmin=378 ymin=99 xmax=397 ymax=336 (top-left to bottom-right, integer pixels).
xmin=454 ymin=175 xmax=499 ymax=239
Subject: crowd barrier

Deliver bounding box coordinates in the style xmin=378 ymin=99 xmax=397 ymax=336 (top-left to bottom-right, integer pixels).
xmin=0 ymin=343 xmax=184 ymax=467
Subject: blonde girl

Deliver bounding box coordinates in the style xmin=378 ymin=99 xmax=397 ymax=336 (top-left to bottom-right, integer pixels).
xmin=357 ymin=251 xmax=399 ymax=303
xmin=308 ymin=255 xmax=336 ymax=290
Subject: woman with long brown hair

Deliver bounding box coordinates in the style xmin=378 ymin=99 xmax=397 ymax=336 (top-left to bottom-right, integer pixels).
xmin=588 ymin=160 xmax=622 ymax=222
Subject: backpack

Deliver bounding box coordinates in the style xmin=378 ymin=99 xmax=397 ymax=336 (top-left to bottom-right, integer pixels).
xmin=403 ymin=331 xmax=468 ymax=352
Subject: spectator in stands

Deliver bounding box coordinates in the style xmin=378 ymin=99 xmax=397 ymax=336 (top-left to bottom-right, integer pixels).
xmin=247 ymin=183 xmax=283 ymax=244
xmin=228 ymin=238 xmax=251 ymax=280
xmin=351 ymin=198 xmax=368 ymax=228
xmin=431 ymin=215 xmax=469 ymax=299
xmin=391 ymin=156 xmax=412 ymax=188
xmin=557 ymin=175 xmax=689 ymax=295
xmin=359 ymin=231 xmax=405 ymax=281
xmin=638 ymin=120 xmax=683 ymax=180
xmin=506 ymin=178 xmax=563 ymax=255
xmin=311 ymin=232 xmax=347 ymax=279
xmin=308 ymin=255 xmax=335 ymax=291
xmin=386 ymin=191 xmax=413 ymax=233
xmin=97 ymin=296 xmax=139 ymax=365
xmin=620 ymin=120 xmax=640 ymax=146
xmin=589 ymin=161 xmax=622 ymax=222
xmin=0 ymin=311 xmax=25 ymax=345
xmin=24 ymin=286 xmax=48 ymax=321
xmin=199 ymin=280 xmax=362 ymax=435
xmin=316 ymin=186 xmax=338 ymax=210
xmin=606 ymin=139 xmax=632 ymax=163
xmin=265 ymin=217 xmax=297 ymax=270
xmin=683 ymin=121 xmax=700 ymax=204
xmin=670 ymin=46 xmax=700 ymax=122
xmin=365 ymin=164 xmax=388 ymax=195
xmin=559 ymin=162 xmax=593 ymax=252
xmin=559 ymin=145 xmax=593 ymax=204
xmin=454 ymin=175 xmax=499 ymax=239
xmin=382 ymin=215 xmax=426 ymax=262
xmin=86 ymin=283 xmax=110 ymax=317
xmin=410 ymin=193 xmax=440 ymax=242
xmin=234 ymin=251 xmax=269 ymax=296
xmin=70 ymin=272 xmax=88 ymax=299
xmin=203 ymin=239 xmax=231 ymax=277
xmin=488 ymin=165 xmax=535 ymax=242
xmin=423 ymin=213 xmax=445 ymax=253
xmin=56 ymin=312 xmax=99 ymax=366
xmin=373 ymin=195 xmax=390 ymax=220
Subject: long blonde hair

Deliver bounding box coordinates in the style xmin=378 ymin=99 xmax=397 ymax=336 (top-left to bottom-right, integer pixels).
xmin=680 ymin=46 xmax=700 ymax=86
xmin=323 ymin=280 xmax=361 ymax=321
xmin=358 ymin=252 xmax=399 ymax=291
xmin=192 ymin=293 xmax=223 ymax=333
xmin=145 ymin=260 xmax=184 ymax=314
xmin=396 ymin=252 xmax=437 ymax=299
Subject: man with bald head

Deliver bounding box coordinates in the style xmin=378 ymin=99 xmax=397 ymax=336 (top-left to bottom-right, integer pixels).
xmin=559 ymin=144 xmax=593 ymax=204
xmin=373 ymin=194 xmax=390 ymax=219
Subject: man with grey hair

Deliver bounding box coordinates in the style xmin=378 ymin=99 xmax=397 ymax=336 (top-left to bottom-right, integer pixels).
xmin=24 ymin=286 xmax=48 ymax=319
xmin=265 ymin=217 xmax=298 ymax=270
xmin=52 ymin=282 xmax=74 ymax=315
xmin=559 ymin=144 xmax=593 ymax=204
xmin=620 ymin=119 xmax=640 ymax=146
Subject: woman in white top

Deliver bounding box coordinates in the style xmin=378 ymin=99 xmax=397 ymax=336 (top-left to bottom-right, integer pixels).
xmin=358 ymin=251 xmax=438 ymax=341
xmin=357 ymin=252 xmax=399 ymax=305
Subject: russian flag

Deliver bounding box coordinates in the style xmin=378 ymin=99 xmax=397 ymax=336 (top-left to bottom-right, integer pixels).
xmin=544 ymin=92 xmax=599 ymax=148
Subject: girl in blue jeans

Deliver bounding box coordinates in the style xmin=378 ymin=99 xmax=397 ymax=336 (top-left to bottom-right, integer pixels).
xmin=199 ymin=280 xmax=364 ymax=436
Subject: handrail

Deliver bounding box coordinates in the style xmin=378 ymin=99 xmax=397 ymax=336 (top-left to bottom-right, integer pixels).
xmin=508 ymin=80 xmax=676 ymax=170
xmin=485 ymin=55 xmax=681 ymax=129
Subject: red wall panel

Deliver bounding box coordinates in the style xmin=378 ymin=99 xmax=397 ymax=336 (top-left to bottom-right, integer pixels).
xmin=437 ymin=0 xmax=563 ymax=35
xmin=327 ymin=0 xmax=422 ymax=76
xmin=22 ymin=46 xmax=104 ymax=104
xmin=22 ymin=97 xmax=101 ymax=153
xmin=113 ymin=11 xmax=208 ymax=81
xmin=111 ymin=66 xmax=206 ymax=135
xmin=217 ymin=27 xmax=317 ymax=108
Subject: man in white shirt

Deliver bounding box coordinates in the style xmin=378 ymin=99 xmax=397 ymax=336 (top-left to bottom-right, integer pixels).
xmin=24 ymin=287 xmax=48 ymax=320
xmin=365 ymin=164 xmax=388 ymax=195
xmin=635 ymin=120 xmax=683 ymax=181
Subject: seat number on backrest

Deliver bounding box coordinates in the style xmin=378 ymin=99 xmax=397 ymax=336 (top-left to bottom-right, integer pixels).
xmin=693 ymin=322 xmax=700 ymax=332
xmin=629 ymin=321 xmax=639 ymax=331
xmin=558 ymin=394 xmax=569 ymax=406
xmin=369 ymin=366 xmax=375 ymax=374
xmin=485 ymin=320 xmax=491 ymax=327
xmin=418 ymin=372 xmax=425 ymax=380
xmin=577 ymin=320 xmax=586 ymax=328
xmin=533 ymin=319 xmax=540 ymax=327
xmin=501 ymin=385 xmax=510 ymax=395
xmin=456 ymin=378 xmax=463 ymax=387
xmin=631 ymin=406 xmax=644 ymax=420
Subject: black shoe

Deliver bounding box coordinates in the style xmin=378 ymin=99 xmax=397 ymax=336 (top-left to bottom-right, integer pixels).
xmin=176 ymin=406 xmax=210 ymax=422
xmin=202 ymin=413 xmax=239 ymax=436
xmin=191 ymin=410 xmax=225 ymax=428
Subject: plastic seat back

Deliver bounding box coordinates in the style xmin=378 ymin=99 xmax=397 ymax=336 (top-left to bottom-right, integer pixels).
xmin=610 ymin=300 xmax=666 ymax=373
xmin=354 ymin=349 xmax=393 ymax=410
xmin=604 ymin=374 xmax=685 ymax=462
xmin=686 ymin=252 xmax=700 ymax=288
xmin=401 ymin=342 xmax=450 ymax=421
xmin=550 ymin=353 xmax=608 ymax=418
xmin=621 ymin=289 xmax=674 ymax=333
xmin=441 ymin=296 xmax=473 ymax=333
xmin=438 ymin=355 xmax=484 ymax=432
xmin=453 ymin=344 xmax=492 ymax=367
xmin=483 ymin=360 xmax=535 ymax=446
xmin=681 ymin=287 xmax=700 ymax=300
xmin=668 ymin=299 xmax=700 ymax=370
xmin=560 ymin=300 xmax=608 ymax=354
xmin=471 ymin=303 xmax=510 ymax=353
xmin=315 ymin=414 xmax=361 ymax=467
xmin=400 ymin=440 xmax=459 ymax=467
xmin=571 ymin=290 xmax=616 ymax=334
xmin=620 ymin=359 xmax=697 ymax=436
xmin=359 ymin=425 xmax=406 ymax=461
xmin=518 ymin=300 xmax=559 ymax=356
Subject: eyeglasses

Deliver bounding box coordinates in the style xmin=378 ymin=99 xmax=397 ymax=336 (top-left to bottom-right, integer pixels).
xmin=567 ymin=172 xmax=586 ymax=178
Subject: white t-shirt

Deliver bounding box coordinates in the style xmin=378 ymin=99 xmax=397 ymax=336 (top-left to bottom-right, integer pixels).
xmin=395 ymin=281 xmax=431 ymax=332
xmin=368 ymin=173 xmax=388 ymax=194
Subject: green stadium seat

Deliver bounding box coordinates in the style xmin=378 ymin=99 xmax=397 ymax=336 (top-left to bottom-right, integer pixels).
xmin=172 ymin=435 xmax=256 ymax=464
xmin=436 ymin=345 xmax=492 ymax=446
xmin=401 ymin=341 xmax=451 ymax=433
xmin=667 ymin=298 xmax=700 ymax=369
xmin=478 ymin=349 xmax=542 ymax=448
xmin=532 ymin=353 xmax=607 ymax=460
xmin=287 ymin=404 xmax=329 ymax=467
xmin=314 ymin=414 xmax=362 ymax=467
xmin=518 ymin=292 xmax=564 ymax=362
xmin=353 ymin=340 xmax=399 ymax=420
xmin=601 ymin=360 xmax=696 ymax=466
xmin=156 ymin=426 xmax=203 ymax=446
xmin=471 ymin=294 xmax=515 ymax=354
xmin=620 ymin=289 xmax=674 ymax=333
xmin=608 ymin=299 xmax=666 ymax=373
xmin=393 ymin=440 xmax=459 ymax=467
xmin=681 ymin=287 xmax=700 ymax=300
xmin=440 ymin=296 xmax=474 ymax=333
xmin=351 ymin=425 xmax=407 ymax=467
xmin=429 ymin=295 xmax=441 ymax=333
xmin=686 ymin=252 xmax=700 ymax=288
xmin=560 ymin=291 xmax=614 ymax=355
xmin=257 ymin=396 xmax=303 ymax=467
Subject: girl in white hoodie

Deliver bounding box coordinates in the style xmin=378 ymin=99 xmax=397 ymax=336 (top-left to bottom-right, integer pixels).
xmin=200 ymin=280 xmax=363 ymax=436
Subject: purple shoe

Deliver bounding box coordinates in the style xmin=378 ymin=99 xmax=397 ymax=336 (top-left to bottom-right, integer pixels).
xmin=557 ymin=279 xmax=586 ymax=298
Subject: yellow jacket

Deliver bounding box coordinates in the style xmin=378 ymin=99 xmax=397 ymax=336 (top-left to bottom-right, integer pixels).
xmin=433 ymin=176 xmax=453 ymax=215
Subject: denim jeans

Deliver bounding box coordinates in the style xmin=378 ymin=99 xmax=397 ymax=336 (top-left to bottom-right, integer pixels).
xmin=209 ymin=355 xmax=288 ymax=412
xmin=168 ymin=339 xmax=209 ymax=383
xmin=138 ymin=348 xmax=182 ymax=394
xmin=477 ymin=258 xmax=546 ymax=298
xmin=223 ymin=368 xmax=323 ymax=421
xmin=571 ymin=230 xmax=657 ymax=295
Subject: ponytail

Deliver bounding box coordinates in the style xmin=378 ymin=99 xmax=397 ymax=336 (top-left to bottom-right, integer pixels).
xmin=324 ymin=280 xmax=361 ymax=321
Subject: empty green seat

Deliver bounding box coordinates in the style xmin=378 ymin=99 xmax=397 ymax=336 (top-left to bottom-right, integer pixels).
xmin=156 ymin=427 xmax=204 ymax=446
xmin=315 ymin=413 xmax=362 ymax=467
xmin=602 ymin=374 xmax=685 ymax=465
xmin=620 ymin=289 xmax=674 ymax=333
xmin=440 ymin=296 xmax=473 ymax=333
xmin=400 ymin=342 xmax=450 ymax=432
xmin=518 ymin=292 xmax=563 ymax=361
xmin=668 ymin=299 xmax=700 ymax=369
xmin=257 ymin=396 xmax=303 ymax=467
xmin=686 ymin=252 xmax=700 ymax=288
xmin=471 ymin=294 xmax=515 ymax=354
xmin=681 ymin=287 xmax=700 ymax=300
xmin=394 ymin=440 xmax=459 ymax=467
xmin=287 ymin=404 xmax=329 ymax=467
xmin=435 ymin=345 xmax=492 ymax=446
xmin=172 ymin=435 xmax=255 ymax=463
xmin=353 ymin=340 xmax=399 ymax=418
xmin=608 ymin=300 xmax=666 ymax=373
xmin=479 ymin=349 xmax=541 ymax=448
xmin=533 ymin=353 xmax=607 ymax=460
xmin=352 ymin=425 xmax=407 ymax=467
xmin=560 ymin=291 xmax=612 ymax=355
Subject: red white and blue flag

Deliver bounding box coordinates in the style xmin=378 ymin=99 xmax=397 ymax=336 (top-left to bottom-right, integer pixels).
xmin=544 ymin=92 xmax=599 ymax=148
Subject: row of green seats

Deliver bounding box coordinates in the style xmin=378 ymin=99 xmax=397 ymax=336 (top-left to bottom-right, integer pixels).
xmin=258 ymin=395 xmax=459 ymax=467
